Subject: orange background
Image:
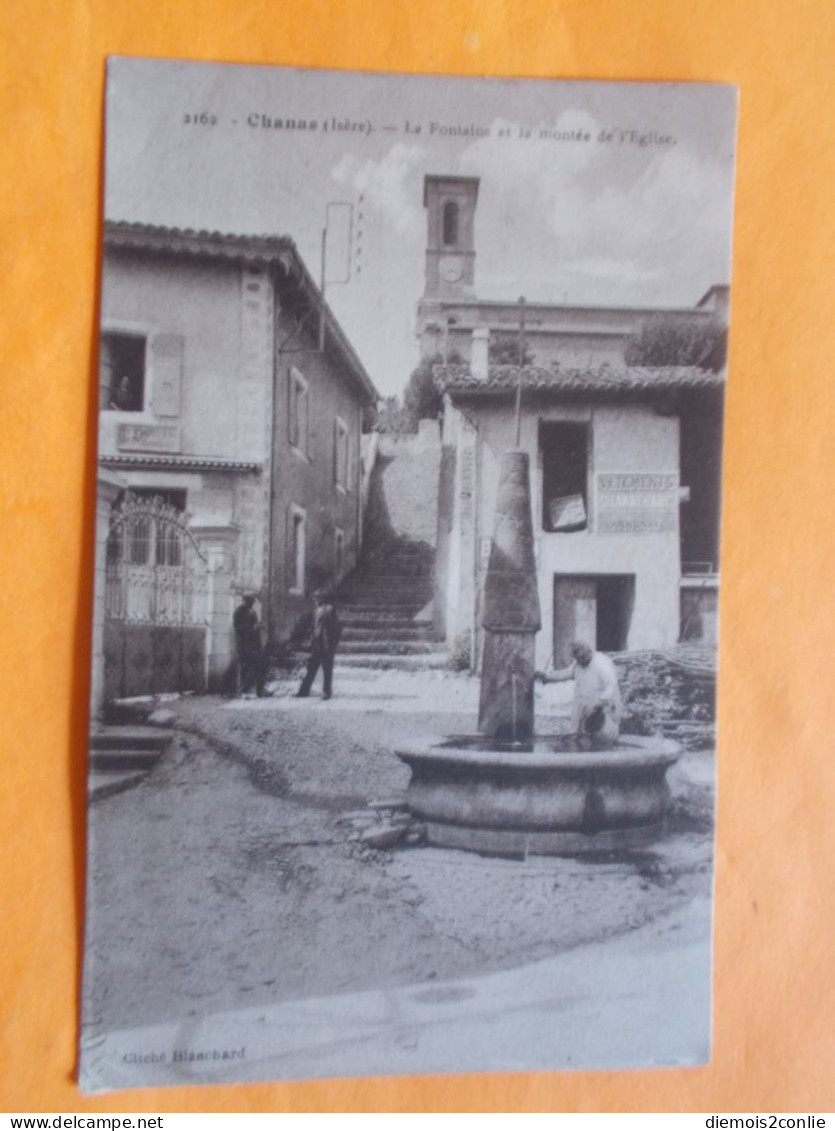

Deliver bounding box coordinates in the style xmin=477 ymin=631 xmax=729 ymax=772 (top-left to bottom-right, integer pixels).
xmin=2 ymin=0 xmax=834 ymax=1114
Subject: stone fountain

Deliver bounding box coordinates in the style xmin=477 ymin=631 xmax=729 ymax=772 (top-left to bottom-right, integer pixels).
xmin=397 ymin=449 xmax=679 ymax=856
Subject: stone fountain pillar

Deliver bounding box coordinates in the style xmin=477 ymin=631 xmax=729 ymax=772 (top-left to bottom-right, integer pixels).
xmin=478 ymin=450 xmax=541 ymax=744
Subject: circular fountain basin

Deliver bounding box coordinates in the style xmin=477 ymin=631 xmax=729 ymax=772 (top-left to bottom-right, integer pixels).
xmin=396 ymin=735 xmax=680 ymax=856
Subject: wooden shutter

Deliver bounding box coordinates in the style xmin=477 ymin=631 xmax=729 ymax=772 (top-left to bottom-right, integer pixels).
xmin=99 ymin=335 xmax=115 ymax=407
xmin=151 ymin=334 xmax=184 ymax=418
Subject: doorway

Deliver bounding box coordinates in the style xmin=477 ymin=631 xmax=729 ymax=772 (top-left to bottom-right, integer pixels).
xmin=552 ymin=574 xmax=635 ymax=666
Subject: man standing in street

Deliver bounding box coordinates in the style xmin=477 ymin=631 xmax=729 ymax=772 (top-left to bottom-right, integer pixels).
xmin=233 ymin=593 xmax=268 ymax=698
xmin=296 ymin=589 xmax=342 ymax=700
xmin=536 ymin=640 xmax=622 ymax=744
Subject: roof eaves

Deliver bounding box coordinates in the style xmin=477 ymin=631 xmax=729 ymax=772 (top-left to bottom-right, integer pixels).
xmin=435 ymin=363 xmax=726 ymax=395
xmin=99 ymin=455 xmax=263 ymax=472
xmin=423 ymin=297 xmax=720 ymax=318
xmin=104 ymin=220 xmax=297 ymax=265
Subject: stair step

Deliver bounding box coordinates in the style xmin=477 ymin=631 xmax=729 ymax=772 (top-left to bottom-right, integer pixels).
xmin=339 ymin=584 xmax=434 ymax=597
xmin=89 ymin=727 xmax=173 ymax=753
xmin=362 ymin=551 xmax=433 ymax=562
xmin=344 ymin=570 xmax=433 ymax=579
xmin=339 ymin=598 xmax=432 ymax=610
xmin=352 ymin=571 xmax=434 ymax=580
xmin=357 ymin=570 xmax=432 ymax=579
xmin=339 ymin=600 xmax=430 ymax=612
xmin=334 ymin=583 xmax=432 ymax=601
xmin=341 ymin=626 xmax=438 ymax=642
xmin=344 ymin=600 xmax=432 ymax=610
xmin=339 ymin=640 xmax=444 ymax=656
xmin=90 ymin=748 xmax=166 ymax=772
xmin=336 ymin=651 xmax=450 ymax=671
xmin=88 ymin=768 xmax=149 ymax=801
xmin=341 ymin=616 xmax=434 ymax=631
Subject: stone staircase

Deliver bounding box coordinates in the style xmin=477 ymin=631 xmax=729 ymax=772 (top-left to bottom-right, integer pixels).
xmin=333 ymin=425 xmax=448 ymax=671
xmin=88 ymin=726 xmax=172 ymax=801
xmin=335 ymin=543 xmax=448 ymax=671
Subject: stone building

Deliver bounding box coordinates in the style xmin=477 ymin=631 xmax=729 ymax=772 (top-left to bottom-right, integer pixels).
xmin=92 ymin=222 xmax=377 ymax=709
xmin=419 ymin=175 xmax=726 ymax=669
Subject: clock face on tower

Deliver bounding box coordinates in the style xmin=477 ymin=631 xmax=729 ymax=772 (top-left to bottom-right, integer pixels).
xmin=439 ymin=255 xmax=464 ymax=284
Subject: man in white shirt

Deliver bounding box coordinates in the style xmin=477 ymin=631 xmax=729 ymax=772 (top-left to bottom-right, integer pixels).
xmin=535 ymin=641 xmax=622 ymax=743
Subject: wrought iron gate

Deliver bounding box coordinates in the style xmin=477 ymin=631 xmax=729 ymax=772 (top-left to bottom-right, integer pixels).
xmin=103 ymin=494 xmax=209 ymax=700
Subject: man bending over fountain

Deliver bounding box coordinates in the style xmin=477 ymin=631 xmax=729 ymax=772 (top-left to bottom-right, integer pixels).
xmin=536 ymin=641 xmax=622 ymax=746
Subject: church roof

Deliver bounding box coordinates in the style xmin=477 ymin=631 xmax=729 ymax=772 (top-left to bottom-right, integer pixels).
xmin=435 ymin=363 xmax=725 ymax=396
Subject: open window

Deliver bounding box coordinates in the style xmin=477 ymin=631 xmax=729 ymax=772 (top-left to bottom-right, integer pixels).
xmin=540 ymin=421 xmax=589 ymax=532
xmin=101 ymin=332 xmax=146 ymax=412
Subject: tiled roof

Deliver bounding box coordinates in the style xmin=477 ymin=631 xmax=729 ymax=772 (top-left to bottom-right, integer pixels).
xmin=436 ymin=363 xmax=725 ymax=394
xmin=105 ymin=221 xmax=296 ymax=264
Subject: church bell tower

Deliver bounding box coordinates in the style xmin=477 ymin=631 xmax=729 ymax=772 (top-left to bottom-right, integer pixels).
xmin=423 ymin=175 xmax=480 ymax=298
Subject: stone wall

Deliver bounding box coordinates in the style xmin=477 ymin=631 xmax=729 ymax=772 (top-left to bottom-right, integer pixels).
xmin=267 ymin=300 xmax=366 ymax=646
xmin=372 ymin=420 xmax=443 ymax=548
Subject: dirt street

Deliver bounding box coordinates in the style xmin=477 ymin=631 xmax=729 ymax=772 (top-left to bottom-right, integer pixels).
xmin=83 ymin=670 xmax=714 ymax=1037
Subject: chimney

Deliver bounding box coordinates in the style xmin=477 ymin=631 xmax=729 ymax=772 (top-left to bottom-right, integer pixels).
xmin=471 ymin=327 xmax=490 ymax=381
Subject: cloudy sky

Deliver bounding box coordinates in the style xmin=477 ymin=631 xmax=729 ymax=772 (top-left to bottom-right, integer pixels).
xmin=106 ymin=59 xmax=737 ymax=396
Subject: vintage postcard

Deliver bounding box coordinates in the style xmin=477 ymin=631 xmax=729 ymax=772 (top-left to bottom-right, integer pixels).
xmin=81 ymin=58 xmax=737 ymax=1091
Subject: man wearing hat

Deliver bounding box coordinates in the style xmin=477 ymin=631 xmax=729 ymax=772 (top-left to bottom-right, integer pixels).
xmin=296 ymin=589 xmax=342 ymax=700
xmin=233 ymin=592 xmax=268 ymax=698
